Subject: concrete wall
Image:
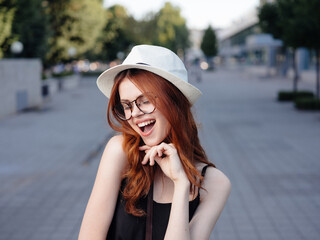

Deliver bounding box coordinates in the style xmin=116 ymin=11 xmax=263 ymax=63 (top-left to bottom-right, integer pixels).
xmin=0 ymin=59 xmax=42 ymax=119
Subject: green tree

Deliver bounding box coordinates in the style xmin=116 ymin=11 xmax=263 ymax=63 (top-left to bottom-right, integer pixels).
xmin=277 ymin=0 xmax=316 ymax=94
xmin=132 ymin=12 xmax=158 ymax=45
xmin=0 ymin=0 xmax=16 ymax=58
xmin=258 ymin=2 xmax=288 ymax=76
xmin=293 ymin=0 xmax=320 ymax=99
xmin=9 ymin=0 xmax=50 ymax=60
xmin=47 ymin=0 xmax=105 ymax=65
xmin=258 ymin=1 xmax=302 ymax=93
xmin=201 ymin=25 xmax=218 ymax=58
xmin=89 ymin=4 xmax=133 ymax=61
xmin=153 ymin=2 xmax=190 ymax=54
xmin=87 ymin=2 xmax=190 ymax=61
xmin=258 ymin=2 xmax=282 ymax=39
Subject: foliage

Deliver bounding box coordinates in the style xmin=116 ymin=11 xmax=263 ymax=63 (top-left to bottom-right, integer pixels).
xmin=46 ymin=0 xmax=105 ymax=65
xmin=259 ymin=0 xmax=320 ymax=98
xmin=258 ymin=1 xmax=298 ymax=92
xmin=89 ymin=2 xmax=190 ymax=61
xmin=0 ymin=0 xmax=16 ymax=58
xmin=52 ymin=71 xmax=74 ymax=78
xmin=87 ymin=4 xmax=133 ymax=61
xmin=1 ymin=1 xmax=190 ymax=66
xmin=200 ymin=25 xmax=217 ymax=58
xmin=291 ymin=0 xmax=320 ymax=99
xmin=153 ymin=2 xmax=190 ymax=53
xmin=294 ymin=0 xmax=320 ymax=50
xmin=10 ymin=0 xmax=50 ymax=60
xmin=295 ymin=98 xmax=320 ymax=110
xmin=259 ymin=0 xmax=319 ymax=56
xmin=81 ymin=71 xmax=104 ymax=77
xmin=258 ymin=2 xmax=282 ymax=39
xmin=133 ymin=13 xmax=158 ymax=45
xmin=276 ymin=0 xmax=306 ymax=49
xmin=278 ymin=90 xmax=314 ymax=101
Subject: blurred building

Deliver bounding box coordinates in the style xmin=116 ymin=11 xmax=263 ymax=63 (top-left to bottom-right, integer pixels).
xmin=217 ymin=0 xmax=315 ymax=79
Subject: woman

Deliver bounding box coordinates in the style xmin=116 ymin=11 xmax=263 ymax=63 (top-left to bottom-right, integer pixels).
xmin=79 ymin=45 xmax=231 ymax=240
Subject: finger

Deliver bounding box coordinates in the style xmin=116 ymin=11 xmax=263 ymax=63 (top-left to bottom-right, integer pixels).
xmin=139 ymin=145 xmax=151 ymax=151
xmin=157 ymin=147 xmax=163 ymax=157
xmin=149 ymin=148 xmax=159 ymax=166
xmin=141 ymin=150 xmax=150 ymax=165
xmin=141 ymin=147 xmax=156 ymax=166
xmin=158 ymin=143 xmax=172 ymax=156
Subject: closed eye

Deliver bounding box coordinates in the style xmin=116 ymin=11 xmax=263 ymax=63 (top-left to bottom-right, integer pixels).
xmin=121 ymin=103 xmax=131 ymax=110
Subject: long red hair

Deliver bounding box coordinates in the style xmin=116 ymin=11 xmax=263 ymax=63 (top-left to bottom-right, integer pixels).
xmin=107 ymin=69 xmax=215 ymax=216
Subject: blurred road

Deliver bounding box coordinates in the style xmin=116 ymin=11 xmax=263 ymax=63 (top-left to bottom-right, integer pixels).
xmin=0 ymin=69 xmax=319 ymax=240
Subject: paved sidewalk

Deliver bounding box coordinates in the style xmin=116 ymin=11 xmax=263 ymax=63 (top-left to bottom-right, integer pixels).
xmin=0 ymin=70 xmax=319 ymax=240
xmin=0 ymin=77 xmax=113 ymax=240
xmin=194 ymin=69 xmax=320 ymax=240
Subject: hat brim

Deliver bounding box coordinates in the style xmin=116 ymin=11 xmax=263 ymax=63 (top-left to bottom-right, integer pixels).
xmin=97 ymin=64 xmax=202 ymax=105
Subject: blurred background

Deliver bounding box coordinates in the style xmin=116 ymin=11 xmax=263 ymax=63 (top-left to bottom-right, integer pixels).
xmin=1 ymin=0 xmax=320 ymax=239
xmin=1 ymin=0 xmax=319 ymax=113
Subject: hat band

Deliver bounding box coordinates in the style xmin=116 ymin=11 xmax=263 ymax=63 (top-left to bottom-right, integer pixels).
xmin=136 ymin=62 xmax=150 ymax=66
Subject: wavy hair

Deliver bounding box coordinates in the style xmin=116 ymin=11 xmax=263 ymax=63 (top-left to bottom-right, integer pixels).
xmin=107 ymin=69 xmax=215 ymax=216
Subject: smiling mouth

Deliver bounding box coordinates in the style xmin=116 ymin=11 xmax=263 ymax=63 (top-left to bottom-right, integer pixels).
xmin=137 ymin=120 xmax=156 ymax=134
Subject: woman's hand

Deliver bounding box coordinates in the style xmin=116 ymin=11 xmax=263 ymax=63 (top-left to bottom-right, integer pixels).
xmin=139 ymin=143 xmax=188 ymax=183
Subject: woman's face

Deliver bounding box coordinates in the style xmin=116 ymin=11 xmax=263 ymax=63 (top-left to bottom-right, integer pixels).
xmin=118 ymin=77 xmax=171 ymax=146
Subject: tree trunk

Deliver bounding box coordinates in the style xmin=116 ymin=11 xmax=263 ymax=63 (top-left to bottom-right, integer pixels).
xmin=292 ymin=49 xmax=299 ymax=94
xmin=316 ymin=49 xmax=320 ymax=99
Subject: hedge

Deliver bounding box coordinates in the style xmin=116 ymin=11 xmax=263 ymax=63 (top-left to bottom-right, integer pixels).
xmin=278 ymin=90 xmax=314 ymax=101
xmin=295 ymin=98 xmax=320 ymax=110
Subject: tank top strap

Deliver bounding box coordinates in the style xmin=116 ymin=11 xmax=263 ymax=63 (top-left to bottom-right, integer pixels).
xmin=201 ymin=164 xmax=210 ymax=177
xmin=197 ymin=164 xmax=211 ymax=198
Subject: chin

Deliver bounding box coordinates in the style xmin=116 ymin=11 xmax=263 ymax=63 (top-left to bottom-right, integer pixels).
xmin=142 ymin=137 xmax=161 ymax=147
xmin=141 ymin=134 xmax=167 ymax=147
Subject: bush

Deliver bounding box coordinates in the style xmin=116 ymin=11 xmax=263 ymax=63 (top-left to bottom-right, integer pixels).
xmin=81 ymin=71 xmax=103 ymax=77
xmin=295 ymin=98 xmax=320 ymax=110
xmin=52 ymin=71 xmax=74 ymax=78
xmin=278 ymin=90 xmax=314 ymax=101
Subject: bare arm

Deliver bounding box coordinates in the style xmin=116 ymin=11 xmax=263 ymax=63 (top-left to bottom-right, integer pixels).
xmin=140 ymin=144 xmax=231 ymax=240
xmin=189 ymin=167 xmax=231 ymax=240
xmin=78 ymin=135 xmax=127 ymax=240
xmin=140 ymin=143 xmax=191 ymax=239
xmin=164 ymin=179 xmax=191 ymax=240
xmin=165 ymin=167 xmax=231 ymax=240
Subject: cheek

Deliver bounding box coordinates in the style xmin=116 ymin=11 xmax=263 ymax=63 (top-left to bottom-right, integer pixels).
xmin=160 ymin=117 xmax=171 ymax=135
xmin=127 ymin=120 xmax=137 ymax=130
xmin=165 ymin=122 xmax=171 ymax=136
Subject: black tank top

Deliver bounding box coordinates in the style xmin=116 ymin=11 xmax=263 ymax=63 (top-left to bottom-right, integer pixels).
xmin=106 ymin=165 xmax=211 ymax=240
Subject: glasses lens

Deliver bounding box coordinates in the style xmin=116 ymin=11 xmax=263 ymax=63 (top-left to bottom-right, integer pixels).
xmin=136 ymin=94 xmax=155 ymax=114
xmin=114 ymin=102 xmax=131 ymax=120
xmin=114 ymin=93 xmax=156 ymax=120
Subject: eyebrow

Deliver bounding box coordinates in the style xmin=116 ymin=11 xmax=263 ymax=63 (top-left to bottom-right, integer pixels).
xmin=120 ymin=93 xmax=145 ymax=103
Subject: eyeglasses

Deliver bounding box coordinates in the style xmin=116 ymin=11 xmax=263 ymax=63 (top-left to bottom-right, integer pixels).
xmin=114 ymin=93 xmax=157 ymax=120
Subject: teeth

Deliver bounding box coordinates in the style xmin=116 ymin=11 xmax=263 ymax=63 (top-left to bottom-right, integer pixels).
xmin=137 ymin=120 xmax=155 ymax=127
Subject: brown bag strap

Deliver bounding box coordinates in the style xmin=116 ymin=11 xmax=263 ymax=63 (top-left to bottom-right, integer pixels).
xmin=145 ymin=183 xmax=153 ymax=240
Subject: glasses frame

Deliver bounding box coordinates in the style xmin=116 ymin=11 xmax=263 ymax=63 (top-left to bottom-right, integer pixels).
xmin=114 ymin=92 xmax=157 ymax=120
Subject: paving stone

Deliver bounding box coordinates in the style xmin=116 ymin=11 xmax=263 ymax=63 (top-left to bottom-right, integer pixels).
xmin=1 ymin=71 xmax=320 ymax=240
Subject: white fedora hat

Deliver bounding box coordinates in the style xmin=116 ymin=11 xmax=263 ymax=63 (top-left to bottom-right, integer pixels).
xmin=97 ymin=45 xmax=202 ymax=104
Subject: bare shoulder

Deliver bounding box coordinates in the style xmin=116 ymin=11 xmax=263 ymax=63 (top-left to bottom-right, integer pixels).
xmin=189 ymin=165 xmax=231 ymax=238
xmin=205 ymin=167 xmax=231 ymax=190
xmin=78 ymin=135 xmax=127 ymax=238
xmin=201 ymin=166 xmax=231 ymax=200
xmin=100 ymin=134 xmax=128 ymax=173
xmin=106 ymin=134 xmax=124 ymax=150
xmin=104 ymin=134 xmax=125 ymax=156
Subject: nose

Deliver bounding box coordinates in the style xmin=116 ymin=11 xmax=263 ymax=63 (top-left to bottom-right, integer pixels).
xmin=131 ymin=102 xmax=144 ymax=118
